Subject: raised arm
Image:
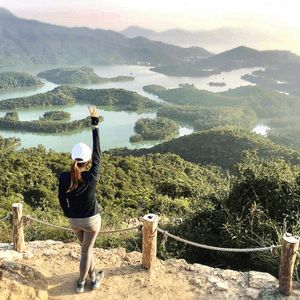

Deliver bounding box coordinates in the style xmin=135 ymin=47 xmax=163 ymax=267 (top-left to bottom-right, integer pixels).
xmin=88 ymin=106 xmax=101 ymax=179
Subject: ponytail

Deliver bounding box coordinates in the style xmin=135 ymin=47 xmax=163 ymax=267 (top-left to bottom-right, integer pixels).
xmin=67 ymin=160 xmax=83 ymax=193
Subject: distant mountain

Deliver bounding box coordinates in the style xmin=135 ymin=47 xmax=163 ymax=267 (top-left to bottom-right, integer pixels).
xmin=0 ymin=8 xmax=211 ymax=68
xmin=120 ymin=26 xmax=300 ymax=55
xmin=151 ymin=46 xmax=300 ymax=77
xmin=195 ymin=46 xmax=300 ymax=70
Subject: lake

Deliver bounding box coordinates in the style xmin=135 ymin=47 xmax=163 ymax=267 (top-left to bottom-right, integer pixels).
xmin=0 ymin=65 xmax=263 ymax=153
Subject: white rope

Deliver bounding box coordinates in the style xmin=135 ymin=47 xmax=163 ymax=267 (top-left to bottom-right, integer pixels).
xmin=23 ymin=215 xmax=142 ymax=234
xmin=21 ymin=215 xmax=282 ymax=253
xmin=157 ymin=228 xmax=282 ymax=253
xmin=0 ymin=214 xmax=11 ymax=223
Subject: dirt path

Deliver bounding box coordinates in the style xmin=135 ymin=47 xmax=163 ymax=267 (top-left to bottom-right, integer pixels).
xmin=3 ymin=240 xmax=300 ymax=300
xmin=23 ymin=242 xmax=198 ymax=300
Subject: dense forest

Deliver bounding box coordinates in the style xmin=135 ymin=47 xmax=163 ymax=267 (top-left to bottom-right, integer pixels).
xmin=0 ymin=72 xmax=44 ymax=90
xmin=130 ymin=117 xmax=180 ymax=142
xmin=1 ymin=126 xmax=300 ymax=277
xmin=37 ymin=67 xmax=134 ymax=85
xmin=143 ymin=84 xmax=300 ymax=151
xmin=157 ymin=104 xmax=257 ymax=131
xmin=144 ymin=84 xmax=300 ymax=118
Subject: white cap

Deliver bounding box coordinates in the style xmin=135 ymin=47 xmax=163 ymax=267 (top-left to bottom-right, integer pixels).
xmin=71 ymin=143 xmax=92 ymax=162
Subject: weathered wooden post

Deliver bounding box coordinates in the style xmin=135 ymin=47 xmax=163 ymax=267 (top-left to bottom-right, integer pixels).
xmin=142 ymin=213 xmax=158 ymax=270
xmin=279 ymin=233 xmax=300 ymax=296
xmin=12 ymin=203 xmax=25 ymax=252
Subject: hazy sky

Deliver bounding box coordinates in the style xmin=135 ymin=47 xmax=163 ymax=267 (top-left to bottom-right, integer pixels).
xmin=3 ymin=0 xmax=300 ymax=32
xmin=2 ymin=0 xmax=300 ymax=54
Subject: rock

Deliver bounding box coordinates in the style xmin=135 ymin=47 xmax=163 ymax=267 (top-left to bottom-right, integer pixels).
xmin=0 ymin=251 xmax=13 ymax=260
xmin=215 ymin=281 xmax=228 ymax=291
xmin=23 ymin=251 xmax=34 ymax=259
xmin=42 ymin=249 xmax=58 ymax=256
xmin=0 ymin=260 xmax=48 ymax=300
xmin=246 ymin=288 xmax=261 ymax=299
xmin=249 ymin=271 xmax=278 ymax=289
xmin=0 ymin=243 xmax=10 ymax=249
xmin=9 ymin=251 xmax=23 ymax=260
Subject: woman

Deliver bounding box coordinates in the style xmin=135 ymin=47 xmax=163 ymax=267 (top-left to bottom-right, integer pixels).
xmin=58 ymin=106 xmax=104 ymax=293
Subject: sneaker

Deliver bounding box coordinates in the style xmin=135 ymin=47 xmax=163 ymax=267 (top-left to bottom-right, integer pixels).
xmin=76 ymin=279 xmax=85 ymax=293
xmin=91 ymin=270 xmax=104 ymax=290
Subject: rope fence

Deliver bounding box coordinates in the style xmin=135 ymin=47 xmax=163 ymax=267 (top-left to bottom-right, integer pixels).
xmin=23 ymin=215 xmax=142 ymax=234
xmin=0 ymin=214 xmax=11 ymax=223
xmin=156 ymin=227 xmax=282 ymax=253
xmin=3 ymin=205 xmax=300 ymax=296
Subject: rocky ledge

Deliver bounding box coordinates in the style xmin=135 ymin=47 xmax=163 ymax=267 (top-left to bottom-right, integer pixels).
xmin=1 ymin=240 xmax=300 ymax=300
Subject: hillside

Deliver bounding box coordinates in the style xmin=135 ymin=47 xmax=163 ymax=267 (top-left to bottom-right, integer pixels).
xmin=144 ymin=84 xmax=300 ymax=118
xmin=0 ymin=8 xmax=210 ymax=68
xmin=151 ymin=46 xmax=300 ymax=77
xmin=106 ymin=126 xmax=300 ymax=173
xmin=2 ymin=240 xmax=300 ymax=299
xmin=241 ymin=62 xmax=300 ymax=97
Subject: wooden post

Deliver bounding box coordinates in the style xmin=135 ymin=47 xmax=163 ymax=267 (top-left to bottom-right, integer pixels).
xmin=12 ymin=203 xmax=25 ymax=252
xmin=279 ymin=233 xmax=300 ymax=296
xmin=142 ymin=213 xmax=158 ymax=270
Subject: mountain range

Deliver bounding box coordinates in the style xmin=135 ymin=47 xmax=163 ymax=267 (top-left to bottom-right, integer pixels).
xmin=0 ymin=8 xmax=210 ymax=68
xmin=120 ymin=25 xmax=300 ymax=55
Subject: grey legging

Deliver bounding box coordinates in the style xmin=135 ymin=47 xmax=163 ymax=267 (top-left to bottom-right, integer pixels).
xmin=68 ymin=214 xmax=101 ymax=282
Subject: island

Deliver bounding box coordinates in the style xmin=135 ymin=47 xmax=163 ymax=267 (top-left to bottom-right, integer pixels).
xmin=208 ymin=82 xmax=226 ymax=87
xmin=130 ymin=117 xmax=180 ymax=142
xmin=0 ymin=85 xmax=162 ymax=112
xmin=0 ymin=111 xmax=103 ymax=133
xmin=0 ymin=135 xmax=20 ymax=151
xmin=0 ymin=72 xmax=44 ymax=90
xmin=42 ymin=111 xmax=71 ymax=121
xmin=37 ymin=67 xmax=134 ymax=85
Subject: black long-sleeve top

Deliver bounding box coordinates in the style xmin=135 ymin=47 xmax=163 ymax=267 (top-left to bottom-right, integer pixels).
xmin=58 ymin=117 xmax=101 ymax=218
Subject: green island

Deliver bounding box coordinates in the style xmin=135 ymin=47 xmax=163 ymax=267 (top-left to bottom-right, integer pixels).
xmin=143 ymin=84 xmax=300 ymax=118
xmin=157 ymin=104 xmax=257 ymax=131
xmin=42 ymin=111 xmax=71 ymax=121
xmin=0 ymin=136 xmax=20 ymax=152
xmin=0 ymin=111 xmax=99 ymax=133
xmin=130 ymin=117 xmax=180 ymax=142
xmin=2 ymin=125 xmax=300 ymax=277
xmin=37 ymin=67 xmax=134 ymax=85
xmin=0 ymin=85 xmax=161 ymax=112
xmin=150 ymin=65 xmax=221 ymax=77
xmin=0 ymin=72 xmax=44 ymax=90
xmin=208 ymin=82 xmax=226 ymax=87
xmin=143 ymin=83 xmax=300 ymax=151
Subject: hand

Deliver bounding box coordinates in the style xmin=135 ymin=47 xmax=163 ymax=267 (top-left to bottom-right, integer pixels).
xmin=88 ymin=106 xmax=99 ymax=118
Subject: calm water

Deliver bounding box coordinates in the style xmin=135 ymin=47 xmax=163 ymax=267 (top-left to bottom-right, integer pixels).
xmin=0 ymin=65 xmax=263 ymax=152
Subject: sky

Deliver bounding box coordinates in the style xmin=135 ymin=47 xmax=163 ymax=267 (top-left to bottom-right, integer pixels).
xmin=2 ymin=0 xmax=299 ymax=32
xmin=2 ymin=0 xmax=300 ymax=53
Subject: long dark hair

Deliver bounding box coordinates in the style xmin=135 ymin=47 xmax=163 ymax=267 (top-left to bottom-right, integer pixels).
xmin=67 ymin=159 xmax=91 ymax=193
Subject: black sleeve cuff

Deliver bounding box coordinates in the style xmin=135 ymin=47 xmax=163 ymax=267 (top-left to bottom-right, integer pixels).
xmin=91 ymin=117 xmax=99 ymax=125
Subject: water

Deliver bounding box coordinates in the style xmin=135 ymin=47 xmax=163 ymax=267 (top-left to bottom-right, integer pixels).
xmin=252 ymin=124 xmax=270 ymax=137
xmin=0 ymin=65 xmax=263 ymax=152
